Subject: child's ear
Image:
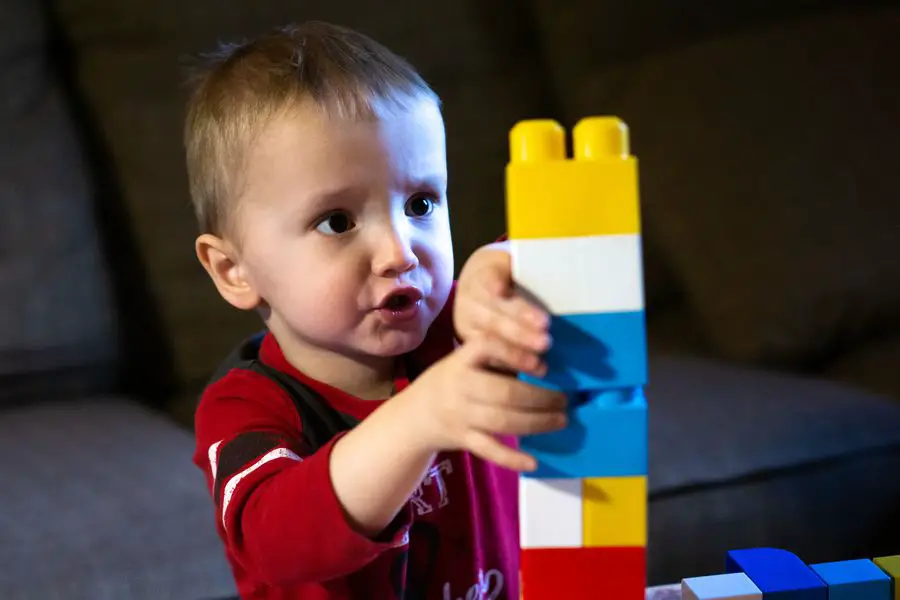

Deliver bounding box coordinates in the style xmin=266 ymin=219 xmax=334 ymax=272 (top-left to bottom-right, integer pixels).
xmin=195 ymin=233 xmax=260 ymax=311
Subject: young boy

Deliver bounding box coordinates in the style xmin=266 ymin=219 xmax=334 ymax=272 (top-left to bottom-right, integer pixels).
xmin=187 ymin=22 xmax=567 ymax=600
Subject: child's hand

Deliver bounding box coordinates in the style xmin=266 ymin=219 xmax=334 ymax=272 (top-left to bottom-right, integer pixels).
xmin=405 ymin=336 xmax=568 ymax=472
xmin=454 ymin=242 xmax=552 ymax=374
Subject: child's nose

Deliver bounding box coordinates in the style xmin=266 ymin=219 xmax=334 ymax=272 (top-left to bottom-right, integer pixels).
xmin=373 ymin=229 xmax=418 ymax=276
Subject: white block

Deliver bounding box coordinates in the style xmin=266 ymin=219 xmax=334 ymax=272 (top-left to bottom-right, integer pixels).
xmin=682 ymin=572 xmax=762 ymax=600
xmin=511 ymin=234 xmax=644 ymax=315
xmin=519 ymin=477 xmax=582 ymax=548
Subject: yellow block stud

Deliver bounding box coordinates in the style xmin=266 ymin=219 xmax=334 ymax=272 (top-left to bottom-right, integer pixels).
xmin=574 ymin=116 xmax=630 ymax=160
xmin=510 ymin=119 xmax=566 ymax=162
xmin=506 ymin=116 xmax=640 ymax=240
xmin=582 ymin=476 xmax=647 ymax=547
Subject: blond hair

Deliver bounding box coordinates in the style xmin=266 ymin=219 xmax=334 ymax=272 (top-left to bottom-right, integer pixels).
xmin=183 ymin=21 xmax=440 ymax=238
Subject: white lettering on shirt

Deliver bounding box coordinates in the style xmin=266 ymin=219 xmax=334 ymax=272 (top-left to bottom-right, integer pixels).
xmin=443 ymin=568 xmax=505 ymax=600
xmin=410 ymin=458 xmax=454 ymax=516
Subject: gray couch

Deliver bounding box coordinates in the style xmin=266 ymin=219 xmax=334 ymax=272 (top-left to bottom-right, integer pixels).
xmin=3 ymin=0 xmax=900 ymax=598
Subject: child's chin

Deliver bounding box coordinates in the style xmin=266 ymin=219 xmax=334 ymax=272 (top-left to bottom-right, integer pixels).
xmin=367 ymin=331 xmax=426 ymax=357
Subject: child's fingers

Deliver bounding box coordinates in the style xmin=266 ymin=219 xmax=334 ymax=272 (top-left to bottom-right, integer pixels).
xmin=466 ymin=399 xmax=567 ymax=436
xmin=473 ymin=296 xmax=550 ymax=354
xmin=464 ymin=365 xmax=568 ymax=413
xmin=463 ymin=369 xmax=568 ymax=431
xmin=485 ymin=376 xmax=568 ymax=413
xmin=463 ymin=334 xmax=546 ymax=377
xmin=495 ymin=295 xmax=551 ymax=351
xmin=504 ymin=293 xmax=550 ymax=329
xmin=464 ymin=431 xmax=538 ymax=472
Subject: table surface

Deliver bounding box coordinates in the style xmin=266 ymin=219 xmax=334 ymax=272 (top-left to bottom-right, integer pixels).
xmin=646 ymin=584 xmax=681 ymax=600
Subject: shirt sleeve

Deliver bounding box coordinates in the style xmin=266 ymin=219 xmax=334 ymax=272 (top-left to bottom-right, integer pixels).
xmin=193 ymin=368 xmax=412 ymax=587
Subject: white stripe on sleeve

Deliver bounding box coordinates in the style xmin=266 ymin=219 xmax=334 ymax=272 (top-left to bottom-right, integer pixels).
xmin=221 ymin=447 xmax=302 ymax=530
xmin=208 ymin=440 xmax=222 ymax=480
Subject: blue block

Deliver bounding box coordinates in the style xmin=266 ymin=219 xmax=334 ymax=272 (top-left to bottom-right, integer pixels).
xmin=520 ymin=386 xmax=647 ymax=478
xmin=809 ymin=559 xmax=891 ymax=600
xmin=726 ymin=548 xmax=826 ymax=600
xmin=519 ymin=310 xmax=647 ymax=393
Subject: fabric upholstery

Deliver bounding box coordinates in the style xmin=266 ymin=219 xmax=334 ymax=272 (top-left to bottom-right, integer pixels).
xmin=648 ymin=354 xmax=900 ymax=493
xmin=530 ymin=0 xmax=872 ymax=72
xmin=650 ymin=447 xmax=900 ymax=585
xmin=827 ymin=332 xmax=900 ymax=401
xmin=0 ymin=0 xmax=118 ymax=400
xmin=532 ymin=3 xmax=900 ymax=367
xmin=0 ymin=398 xmax=236 ymax=600
xmin=647 ymin=354 xmax=900 ymax=583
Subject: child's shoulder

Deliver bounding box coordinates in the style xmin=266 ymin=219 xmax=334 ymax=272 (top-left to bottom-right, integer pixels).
xmin=194 ymin=337 xmax=303 ymax=437
xmin=199 ymin=359 xmax=286 ymax=405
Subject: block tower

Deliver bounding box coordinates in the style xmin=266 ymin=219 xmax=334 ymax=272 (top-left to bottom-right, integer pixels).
xmin=505 ymin=117 xmax=648 ymax=600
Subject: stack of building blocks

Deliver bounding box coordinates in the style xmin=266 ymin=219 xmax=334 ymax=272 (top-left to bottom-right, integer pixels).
xmin=505 ymin=116 xmax=648 ymax=600
xmin=681 ymin=547 xmax=900 ymax=600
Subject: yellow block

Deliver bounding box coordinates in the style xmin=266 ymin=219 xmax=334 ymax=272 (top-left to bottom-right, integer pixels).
xmin=582 ymin=476 xmax=646 ymax=547
xmin=506 ymin=117 xmax=641 ymax=240
xmin=873 ymin=555 xmax=900 ymax=600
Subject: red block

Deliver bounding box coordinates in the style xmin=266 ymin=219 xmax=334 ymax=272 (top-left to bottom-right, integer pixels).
xmin=520 ymin=546 xmax=645 ymax=600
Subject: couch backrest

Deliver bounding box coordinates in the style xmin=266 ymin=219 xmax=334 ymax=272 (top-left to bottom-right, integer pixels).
xmin=0 ymin=0 xmax=120 ymax=404
xmin=532 ymin=0 xmax=900 ymax=367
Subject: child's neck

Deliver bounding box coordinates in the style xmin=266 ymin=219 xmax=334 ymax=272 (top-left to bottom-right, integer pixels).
xmin=281 ymin=339 xmax=396 ymax=401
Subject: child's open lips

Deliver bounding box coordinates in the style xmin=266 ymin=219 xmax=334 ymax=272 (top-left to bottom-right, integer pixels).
xmin=375 ymin=286 xmax=424 ymax=324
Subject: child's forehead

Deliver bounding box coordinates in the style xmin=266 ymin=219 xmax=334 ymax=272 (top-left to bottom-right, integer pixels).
xmin=298 ymin=95 xmax=443 ymax=136
xmin=238 ymin=97 xmax=445 ymax=207
xmin=259 ymin=96 xmax=445 ymax=163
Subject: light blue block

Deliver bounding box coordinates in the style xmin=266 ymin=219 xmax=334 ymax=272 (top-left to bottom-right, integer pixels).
xmin=519 ymin=310 xmax=647 ymax=393
xmin=682 ymin=572 xmax=762 ymax=599
xmin=726 ymin=548 xmax=826 ymax=600
xmin=520 ymin=386 xmax=647 ymax=478
xmin=809 ymin=559 xmax=891 ymax=600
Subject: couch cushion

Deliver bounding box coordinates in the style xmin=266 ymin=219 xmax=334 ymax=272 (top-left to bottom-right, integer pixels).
xmin=0 ymin=398 xmax=236 ymax=600
xmin=647 ymin=355 xmax=900 ymax=584
xmin=533 ymin=4 xmax=900 ymax=366
xmin=827 ymin=332 xmax=900 ymax=401
xmin=0 ymin=1 xmax=118 ymax=401
xmin=51 ymin=0 xmax=549 ymax=390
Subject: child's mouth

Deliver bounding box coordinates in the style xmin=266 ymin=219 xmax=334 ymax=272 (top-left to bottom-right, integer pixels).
xmin=377 ymin=287 xmax=423 ymax=324
xmin=386 ymin=294 xmax=413 ymax=310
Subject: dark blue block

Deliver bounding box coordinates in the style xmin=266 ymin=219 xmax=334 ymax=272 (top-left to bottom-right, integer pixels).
xmin=520 ymin=386 xmax=647 ymax=478
xmin=726 ymin=548 xmax=826 ymax=600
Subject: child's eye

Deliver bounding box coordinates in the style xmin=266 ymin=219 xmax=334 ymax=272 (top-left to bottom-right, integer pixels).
xmin=315 ymin=211 xmax=355 ymax=235
xmin=406 ymin=194 xmax=436 ymax=218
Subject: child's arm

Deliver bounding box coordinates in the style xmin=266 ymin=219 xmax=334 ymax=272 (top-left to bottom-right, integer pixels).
xmin=195 ymin=373 xmax=419 ymax=587
xmin=328 ymin=328 xmax=568 ymax=543
xmin=328 ymin=388 xmax=436 ymax=536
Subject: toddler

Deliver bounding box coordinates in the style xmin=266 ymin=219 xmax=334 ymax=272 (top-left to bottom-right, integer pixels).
xmin=187 ymin=21 xmax=567 ymax=600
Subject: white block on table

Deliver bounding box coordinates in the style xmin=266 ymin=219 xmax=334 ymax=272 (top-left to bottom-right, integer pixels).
xmin=682 ymin=572 xmax=762 ymax=599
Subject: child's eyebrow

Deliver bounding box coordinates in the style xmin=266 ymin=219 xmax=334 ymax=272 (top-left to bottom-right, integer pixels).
xmin=406 ymin=174 xmax=447 ymax=192
xmin=303 ymin=184 xmax=368 ymax=212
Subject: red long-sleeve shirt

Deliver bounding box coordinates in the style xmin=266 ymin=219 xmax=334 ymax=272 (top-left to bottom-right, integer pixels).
xmin=193 ymin=288 xmax=520 ymax=599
